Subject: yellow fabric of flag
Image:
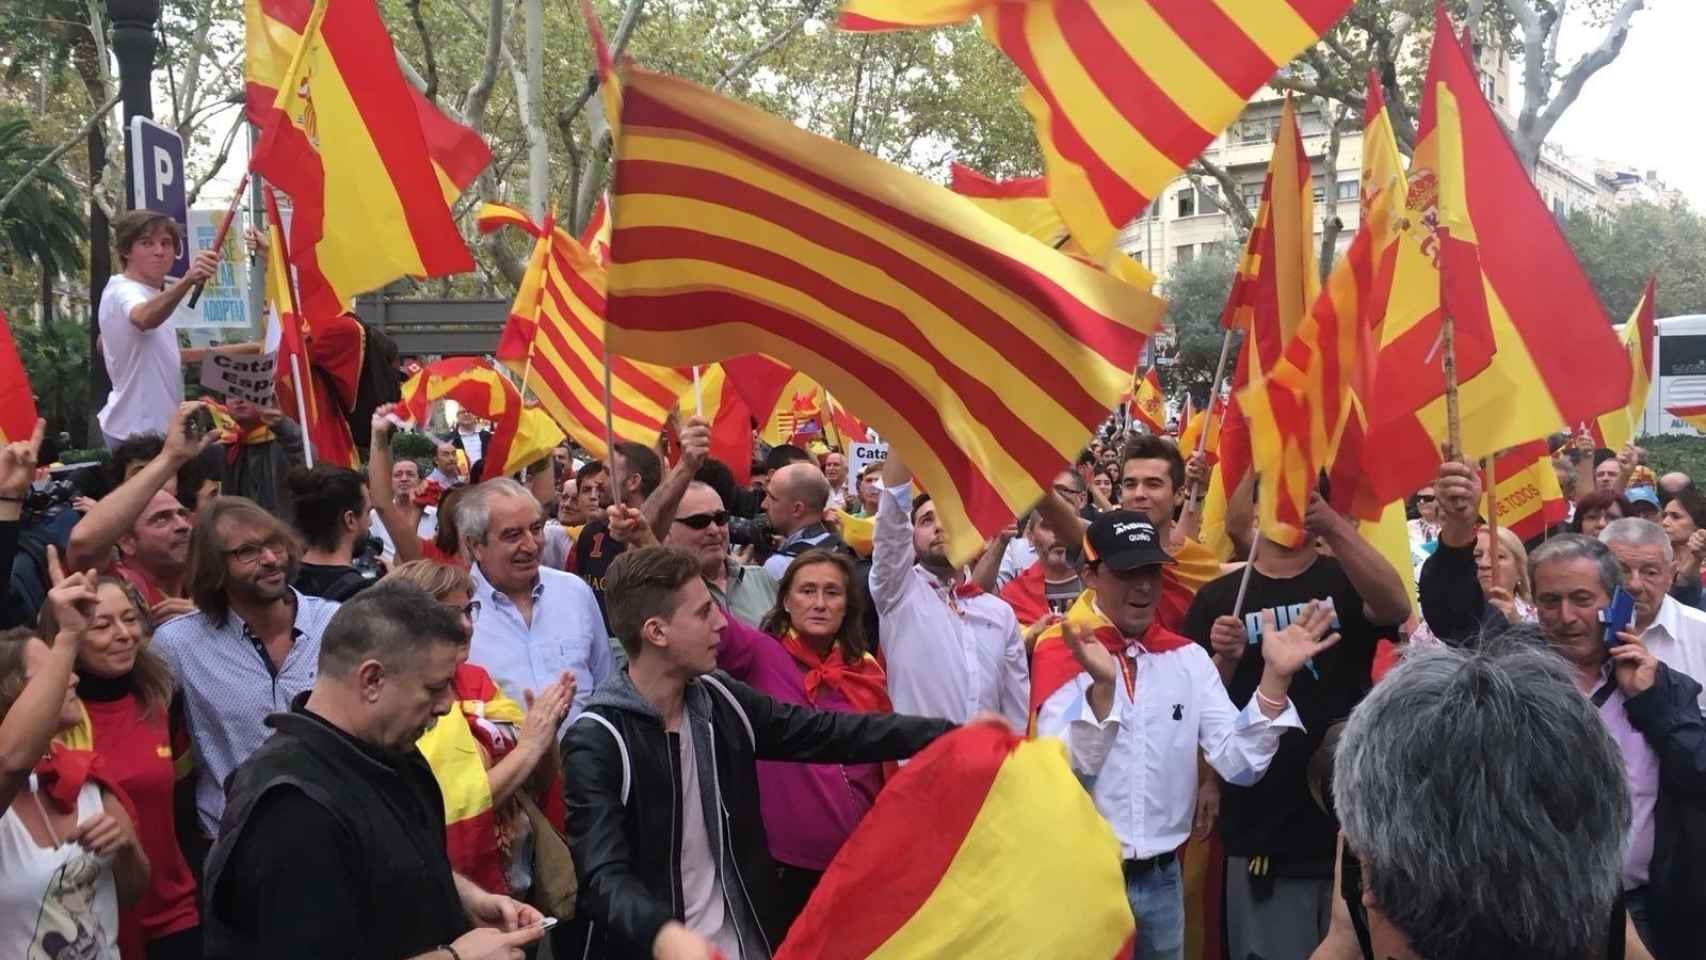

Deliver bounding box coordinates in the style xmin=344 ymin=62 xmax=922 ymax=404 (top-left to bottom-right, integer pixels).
xmin=1592 ymin=277 xmax=1656 ymax=452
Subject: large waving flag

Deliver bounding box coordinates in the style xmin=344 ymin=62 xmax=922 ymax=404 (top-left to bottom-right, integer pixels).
xmin=477 ymin=202 xmax=692 ymax=461
xmin=840 ymin=0 xmax=1354 ymax=260
xmin=777 ymin=723 xmax=1134 ymax=958
xmin=0 ymin=311 xmax=39 ymax=443
xmin=250 ymin=0 xmax=488 ymax=318
xmin=400 ymin=357 xmax=562 ymax=476
xmin=1361 ymin=11 xmax=1629 ymax=503
xmin=948 ymin=163 xmax=1067 ymax=246
xmin=604 ymin=68 xmax=1164 ymax=563
xmin=1127 ymin=366 xmax=1165 ymax=434
xmin=1226 ymin=96 xmax=1318 ymax=546
xmin=1590 ymin=276 xmax=1657 ymax=452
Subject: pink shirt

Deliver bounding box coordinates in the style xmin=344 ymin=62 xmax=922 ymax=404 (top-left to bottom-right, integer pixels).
xmin=1596 ymin=675 xmax=1659 ymax=889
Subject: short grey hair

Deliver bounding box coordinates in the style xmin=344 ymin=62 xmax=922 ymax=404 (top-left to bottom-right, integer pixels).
xmin=456 ymin=477 xmax=540 ymax=544
xmin=1528 ymin=533 xmax=1620 ymax=602
xmin=1599 ymin=516 xmax=1674 ymax=566
xmin=1333 ymin=636 xmax=1629 ymax=960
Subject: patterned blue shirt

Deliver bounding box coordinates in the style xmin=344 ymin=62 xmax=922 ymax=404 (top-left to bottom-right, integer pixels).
xmin=467 ymin=563 xmax=613 ymax=723
xmin=153 ymin=589 xmax=340 ymax=836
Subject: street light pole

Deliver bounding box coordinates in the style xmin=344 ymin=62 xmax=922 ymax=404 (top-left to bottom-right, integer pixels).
xmin=88 ymin=0 xmax=160 ymax=445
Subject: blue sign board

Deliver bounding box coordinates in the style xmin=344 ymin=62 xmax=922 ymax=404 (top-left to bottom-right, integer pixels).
xmin=129 ymin=116 xmax=189 ymax=278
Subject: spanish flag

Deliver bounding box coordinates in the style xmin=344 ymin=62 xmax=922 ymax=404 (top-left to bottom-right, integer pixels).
xmin=1361 ymin=11 xmax=1630 ymax=504
xmin=400 ymin=357 xmax=563 ymax=476
xmin=250 ymin=0 xmax=487 ymax=318
xmin=777 ymin=723 xmax=1135 ymax=958
xmin=679 ymin=362 xmax=756 ymax=484
xmin=839 ymin=0 xmax=1354 ymax=260
xmin=604 ymin=68 xmax=1163 ymax=564
xmin=1589 ymin=276 xmax=1657 ymax=452
xmin=0 ymin=311 xmax=38 ymax=443
xmin=477 ymin=202 xmax=692 ymax=461
xmin=1128 ymin=366 xmax=1166 ymax=434
xmin=1488 ymin=441 xmax=1568 ymax=542
xmin=416 ymin=664 xmax=527 ymax=896
xmin=1178 ymin=394 xmax=1223 ymax=468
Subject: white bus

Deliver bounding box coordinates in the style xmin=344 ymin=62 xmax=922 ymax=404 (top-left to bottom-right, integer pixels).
xmin=1644 ymin=314 xmax=1706 ymax=437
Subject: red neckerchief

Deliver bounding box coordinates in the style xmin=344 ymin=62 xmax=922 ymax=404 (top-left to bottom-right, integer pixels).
xmin=33 ymin=742 xmax=138 ymax=824
xmin=778 ymin=629 xmax=892 ymax=714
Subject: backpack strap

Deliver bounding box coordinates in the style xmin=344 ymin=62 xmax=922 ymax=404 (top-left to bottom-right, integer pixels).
xmin=698 ymin=674 xmax=755 ymax=751
xmin=574 ymin=712 xmax=630 ymax=805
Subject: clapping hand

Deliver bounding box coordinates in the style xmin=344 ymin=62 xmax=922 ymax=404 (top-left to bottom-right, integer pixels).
xmin=1257 ymin=602 xmax=1341 ymax=681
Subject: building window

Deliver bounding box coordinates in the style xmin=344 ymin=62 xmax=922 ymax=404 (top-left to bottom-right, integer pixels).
xmin=1336 ymin=179 xmax=1358 ymax=202
xmin=1177 ymin=190 xmax=1196 ymax=218
xmin=1197 ymin=183 xmax=1220 ymax=214
xmin=1176 ymin=244 xmax=1196 ymax=264
xmin=1241 ymin=186 xmax=1264 ymax=212
xmin=1240 ymin=120 xmax=1268 ymax=144
xmin=1312 ymin=177 xmax=1327 ymax=204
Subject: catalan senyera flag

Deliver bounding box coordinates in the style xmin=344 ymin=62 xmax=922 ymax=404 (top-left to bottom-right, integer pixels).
xmin=1666 ymin=404 xmax=1706 ymax=433
xmin=1487 ymin=441 xmax=1568 ymax=542
xmin=477 ymin=202 xmax=692 ymax=462
xmin=578 ymin=0 xmax=623 ymax=140
xmin=1226 ymin=96 xmax=1318 ymax=547
xmin=1127 ymin=366 xmax=1165 ymax=434
xmin=681 ymin=362 xmax=756 ymax=483
xmin=722 ymin=354 xmax=799 ymax=433
xmin=250 ymin=0 xmax=487 ymax=318
xmin=776 ymin=724 xmax=1134 ymax=959
xmin=1362 ymin=11 xmax=1629 ymax=503
xmin=0 ymin=311 xmax=39 ymax=444
xmin=1589 ymin=276 xmax=1657 ymax=452
xmin=839 ymin=0 xmax=1354 ymax=260
xmin=604 ymin=69 xmax=1163 ymax=563
xmin=948 ymin=163 xmax=1067 ymax=245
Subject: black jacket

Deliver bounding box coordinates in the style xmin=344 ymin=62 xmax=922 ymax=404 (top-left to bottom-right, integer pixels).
xmin=1623 ymin=663 xmax=1706 ymax=960
xmin=202 ymin=696 xmax=468 ymax=959
xmin=558 ymin=668 xmax=952 ymax=959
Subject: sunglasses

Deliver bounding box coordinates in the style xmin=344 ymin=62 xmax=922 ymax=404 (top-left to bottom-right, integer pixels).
xmin=1416 ymin=494 xmax=1437 ymax=503
xmin=674 ymin=511 xmax=731 ymax=530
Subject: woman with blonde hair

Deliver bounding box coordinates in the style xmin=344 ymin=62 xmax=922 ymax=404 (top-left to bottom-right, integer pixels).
xmin=379 ymin=560 xmax=572 ymax=906
xmin=1410 ymin=525 xmax=1533 ymax=651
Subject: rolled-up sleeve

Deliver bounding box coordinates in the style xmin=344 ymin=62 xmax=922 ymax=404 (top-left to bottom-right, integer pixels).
xmin=1035 ymin=680 xmax=1122 ymax=778
xmin=869 ymin=482 xmax=916 ymax=614
xmin=1196 ymin=662 xmax=1302 ymax=787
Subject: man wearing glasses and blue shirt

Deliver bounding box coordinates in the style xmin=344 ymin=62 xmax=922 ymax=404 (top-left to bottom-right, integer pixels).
xmin=460 ymin=478 xmax=614 ymax=719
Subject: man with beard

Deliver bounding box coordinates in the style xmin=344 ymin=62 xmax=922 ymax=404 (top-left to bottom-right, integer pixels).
xmin=67 ymin=402 xmax=211 ymax=622
xmin=203 ymin=582 xmax=545 ymax=960
xmin=463 ymin=478 xmax=612 ymax=718
xmin=154 ymin=497 xmax=342 ymax=846
xmin=869 ymin=453 xmax=1029 ymax=728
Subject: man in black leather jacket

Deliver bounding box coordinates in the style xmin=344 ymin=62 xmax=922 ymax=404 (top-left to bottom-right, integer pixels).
xmin=558 ymin=544 xmax=954 ymax=960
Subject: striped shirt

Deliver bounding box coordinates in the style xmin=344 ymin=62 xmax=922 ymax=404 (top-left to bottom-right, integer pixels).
xmin=153 ymin=589 xmax=340 ymax=836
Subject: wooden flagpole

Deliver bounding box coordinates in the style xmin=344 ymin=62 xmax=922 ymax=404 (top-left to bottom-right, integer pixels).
xmin=1180 ymin=329 xmax=1236 ymax=521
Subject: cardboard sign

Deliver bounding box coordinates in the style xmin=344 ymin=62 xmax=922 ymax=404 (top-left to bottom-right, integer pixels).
xmin=200 ymin=350 xmax=278 ymax=406
xmin=848 ymin=441 xmax=889 ymax=482
xmin=174 ymin=208 xmax=251 ymax=331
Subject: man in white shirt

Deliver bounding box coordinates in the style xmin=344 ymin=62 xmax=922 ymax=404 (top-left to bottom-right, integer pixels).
xmin=1032 ymin=510 xmax=1336 ymax=960
xmin=869 ymin=453 xmax=1029 ymax=729
xmin=449 ymin=408 xmax=490 ymax=471
xmin=1601 ymin=518 xmax=1706 ymax=711
xmin=97 ymin=210 xmax=222 ymax=447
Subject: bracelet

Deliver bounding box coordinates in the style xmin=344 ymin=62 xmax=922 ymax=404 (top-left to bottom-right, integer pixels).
xmin=1255 ymin=688 xmax=1287 ymax=711
xmin=441 ymin=945 xmax=462 ymax=960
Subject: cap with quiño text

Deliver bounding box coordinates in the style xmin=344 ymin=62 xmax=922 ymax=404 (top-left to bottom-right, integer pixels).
xmin=1083 ymin=510 xmax=1173 ymax=572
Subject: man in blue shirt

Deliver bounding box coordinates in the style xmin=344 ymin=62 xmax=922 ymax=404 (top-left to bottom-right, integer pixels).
xmin=461 ymin=477 xmax=613 ymax=718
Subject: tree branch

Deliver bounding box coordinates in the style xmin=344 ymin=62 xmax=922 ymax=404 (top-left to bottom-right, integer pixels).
xmin=1186 ymin=157 xmax=1253 ymax=232
xmin=1528 ymin=0 xmax=1643 ymax=150
xmin=464 ymin=0 xmax=505 ymax=130
xmin=0 ymin=90 xmax=120 ymax=217
xmin=714 ymin=0 xmax=824 ymax=92
xmin=186 ymin=105 xmax=244 ymax=206
xmin=406 ymin=0 xmax=441 ymax=102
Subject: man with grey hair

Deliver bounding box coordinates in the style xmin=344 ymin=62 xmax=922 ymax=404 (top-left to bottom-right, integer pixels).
xmin=461 ymin=477 xmax=612 ymax=717
xmin=203 ymin=582 xmax=546 ymax=959
xmin=762 ymin=461 xmax=853 ymax=579
xmin=1527 ymin=533 xmax=1706 ymax=958
xmin=1601 ymin=517 xmax=1706 ymax=710
xmin=1332 ymin=635 xmax=1631 ymax=960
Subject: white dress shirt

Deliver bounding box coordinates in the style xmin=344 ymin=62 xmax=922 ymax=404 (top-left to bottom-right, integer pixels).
xmin=1035 ymin=610 xmax=1302 ymax=860
xmin=868 ymin=481 xmax=1029 ymax=728
xmin=1640 ymin=593 xmax=1706 ymax=713
xmin=467 ymin=563 xmax=614 ymax=722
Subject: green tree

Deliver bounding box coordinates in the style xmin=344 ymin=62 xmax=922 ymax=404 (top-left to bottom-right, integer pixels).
xmin=1157 ymin=246 xmax=1240 ymax=406
xmin=13 ymin=315 xmax=90 ymax=446
xmin=1562 ymin=201 xmax=1706 ymax=322
xmin=0 ymin=112 xmax=88 ymax=318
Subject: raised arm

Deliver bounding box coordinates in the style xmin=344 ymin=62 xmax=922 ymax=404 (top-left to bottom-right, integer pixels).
xmin=870 ymin=455 xmax=919 ymax=612
xmin=1306 ymin=494 xmax=1411 ymax=626
xmin=366 ymin=406 xmax=422 ymax=565
xmin=66 ymin=402 xmax=213 ymax=572
xmin=640 ymin=416 xmax=710 ymax=542
xmin=0 ymin=562 xmax=93 ymax=815
xmin=128 ymin=250 xmax=218 ymax=332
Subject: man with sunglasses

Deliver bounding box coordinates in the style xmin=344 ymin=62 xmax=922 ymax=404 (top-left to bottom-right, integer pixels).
xmin=664 ymin=481 xmax=779 ymax=628
xmin=461 ymin=477 xmax=613 ymax=720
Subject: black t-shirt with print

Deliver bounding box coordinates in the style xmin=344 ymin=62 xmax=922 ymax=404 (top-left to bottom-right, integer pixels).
xmin=572 ymin=519 xmax=626 ymax=634
xmin=1181 ymin=555 xmax=1397 ymax=869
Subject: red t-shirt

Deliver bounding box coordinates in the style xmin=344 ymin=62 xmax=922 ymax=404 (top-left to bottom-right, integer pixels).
xmin=82 ymin=693 xmax=199 ymax=948
xmin=108 ymin=556 xmax=167 ymax=609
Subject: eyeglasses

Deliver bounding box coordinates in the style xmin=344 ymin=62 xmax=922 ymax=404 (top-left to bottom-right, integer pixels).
xmin=224 ymin=540 xmax=287 ymax=565
xmin=674 ymin=511 xmax=731 ymax=530
xmin=1416 ymin=494 xmax=1437 ymax=503
xmin=1053 ymin=483 xmax=1086 ymax=499
xmin=454 ymin=600 xmax=481 ymax=623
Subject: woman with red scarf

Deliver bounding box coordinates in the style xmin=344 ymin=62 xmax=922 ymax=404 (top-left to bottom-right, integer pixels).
xmin=0 ymin=569 xmax=149 ymax=960
xmin=715 ymin=548 xmax=892 ymax=929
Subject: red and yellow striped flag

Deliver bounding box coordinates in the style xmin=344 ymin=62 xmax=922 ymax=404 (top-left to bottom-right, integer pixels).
xmin=1666 ymin=404 xmax=1706 ymax=433
xmin=477 ymin=202 xmax=692 ymax=462
xmin=1362 ymin=11 xmax=1629 ymax=503
xmin=250 ymin=0 xmax=488 ymax=319
xmin=948 ymin=163 xmax=1067 ymax=246
xmin=777 ymin=723 xmax=1134 ymax=958
xmin=1128 ymin=366 xmax=1165 ymax=434
xmin=604 ymin=68 xmax=1163 ymax=563
xmin=840 ymin=0 xmax=1355 ymax=259
xmin=1589 ymin=276 xmax=1657 ymax=452
xmin=1488 ymin=442 xmax=1568 ymax=542
xmin=0 ymin=311 xmax=39 ymax=444
xmin=1227 ymin=96 xmax=1319 ymax=546
xmin=1178 ymin=394 xmax=1223 ymax=467
xmin=399 ymin=357 xmax=562 ymax=476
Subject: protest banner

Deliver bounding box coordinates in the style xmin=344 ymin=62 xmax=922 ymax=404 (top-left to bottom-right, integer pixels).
xmin=200 ymin=349 xmax=279 ymax=406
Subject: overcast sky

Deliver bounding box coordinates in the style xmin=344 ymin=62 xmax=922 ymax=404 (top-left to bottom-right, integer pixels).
xmin=1540 ymin=0 xmax=1705 ymax=207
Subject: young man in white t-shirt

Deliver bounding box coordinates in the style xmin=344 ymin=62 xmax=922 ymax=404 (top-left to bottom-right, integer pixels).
xmin=97 ymin=210 xmax=221 ymax=448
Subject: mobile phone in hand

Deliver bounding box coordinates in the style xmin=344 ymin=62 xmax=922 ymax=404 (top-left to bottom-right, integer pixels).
xmin=1601 ymin=586 xmax=1636 ymax=651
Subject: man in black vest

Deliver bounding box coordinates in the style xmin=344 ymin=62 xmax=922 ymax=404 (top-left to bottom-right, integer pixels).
xmin=202 ymin=582 xmax=546 ymax=960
